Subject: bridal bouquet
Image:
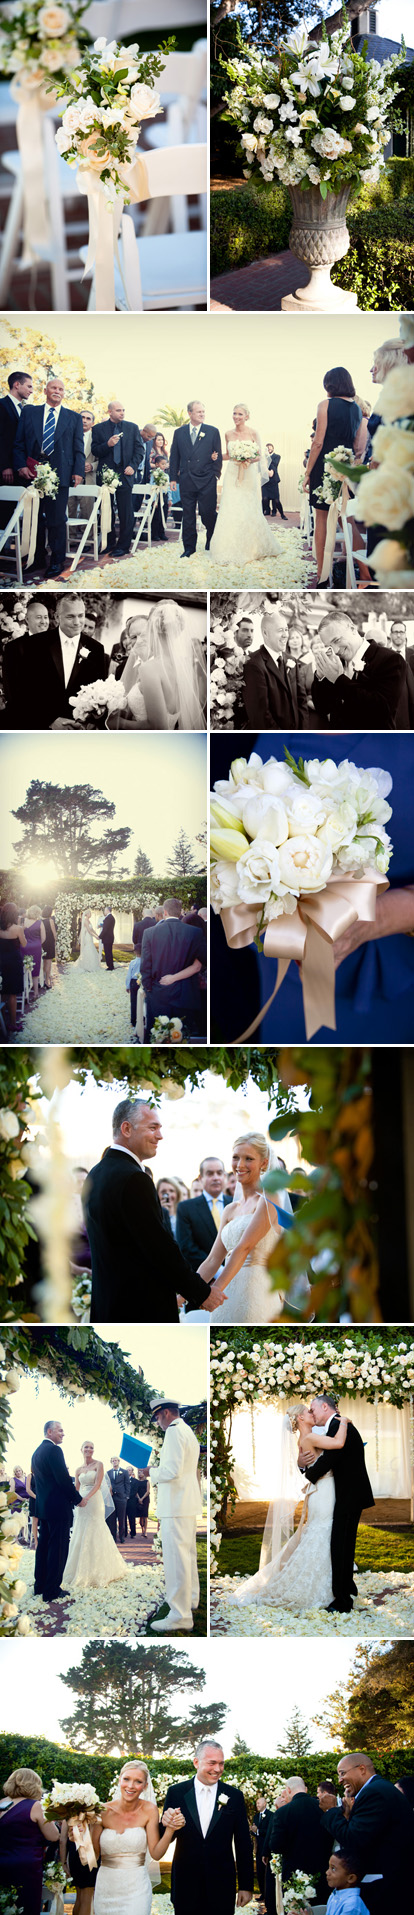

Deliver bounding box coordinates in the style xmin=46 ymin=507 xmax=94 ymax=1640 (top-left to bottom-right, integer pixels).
xmin=228 ymin=442 xmax=260 ymax=464
xmin=45 ymin=1780 xmax=101 ymax=1819
xmin=211 ymin=748 xmax=393 ymax=1038
xmin=54 ymin=33 xmax=173 ymax=196
xmin=0 ymin=3 xmax=87 ymax=89
xmin=222 ymin=17 xmax=403 ymax=195
xmin=69 ymin=678 xmax=128 ymax=726
xmin=150 ymin=1016 xmax=183 ymax=1043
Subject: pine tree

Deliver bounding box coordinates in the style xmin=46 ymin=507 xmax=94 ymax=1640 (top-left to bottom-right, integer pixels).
xmin=166 ymin=828 xmax=197 ymax=879
xmin=232 ymin=1734 xmax=252 ymax=1758
xmin=59 ymin=1643 xmax=227 ymax=1757
xmin=278 ymin=1706 xmax=312 ymax=1763
xmin=134 ymin=848 xmax=154 ymax=879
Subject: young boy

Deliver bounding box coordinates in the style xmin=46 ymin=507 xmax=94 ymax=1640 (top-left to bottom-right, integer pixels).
xmin=326 ymin=1850 xmax=370 ymax=1915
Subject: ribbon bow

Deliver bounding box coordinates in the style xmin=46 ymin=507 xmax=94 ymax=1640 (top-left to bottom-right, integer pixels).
xmin=77 ymin=155 xmax=149 ymax=312
xmin=68 ymin=1815 xmax=97 ymax=1871
xmin=221 ymin=866 xmax=388 ymax=1041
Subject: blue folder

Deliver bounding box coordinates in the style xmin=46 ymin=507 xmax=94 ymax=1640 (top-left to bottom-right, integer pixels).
xmin=120 ymin=1433 xmax=153 ymax=1468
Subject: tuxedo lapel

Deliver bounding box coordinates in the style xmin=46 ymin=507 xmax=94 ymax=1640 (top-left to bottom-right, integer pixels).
xmin=48 ymin=632 xmax=65 ymax=684
xmin=183 ymin=1781 xmax=202 ymax=1834
xmin=206 ymin=1787 xmax=230 ymax=1837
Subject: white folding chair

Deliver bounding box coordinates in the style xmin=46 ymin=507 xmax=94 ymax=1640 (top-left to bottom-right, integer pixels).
xmin=66 ymin=485 xmax=100 ymax=564
xmin=87 ymin=143 xmax=207 ymax=311
xmin=0 ymin=487 xmax=25 ymax=584
xmin=0 ymin=115 xmax=89 ymax=309
xmin=83 ymin=2 xmax=206 ymax=29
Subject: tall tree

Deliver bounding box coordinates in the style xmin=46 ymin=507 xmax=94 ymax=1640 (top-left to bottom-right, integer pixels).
xmin=59 ymin=1643 xmax=228 ymax=1757
xmin=166 ymin=828 xmax=197 ymax=879
xmin=313 ymin=1642 xmax=414 ymax=1754
xmin=134 ymin=848 xmax=154 ymax=879
xmin=11 ymin=781 xmax=131 ymax=880
xmin=278 ymin=1706 xmax=312 ymax=1763
xmin=232 ymin=1734 xmax=252 ymax=1758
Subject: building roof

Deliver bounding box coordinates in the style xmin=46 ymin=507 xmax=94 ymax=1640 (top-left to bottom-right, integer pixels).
xmin=353 ymin=32 xmax=414 ymax=62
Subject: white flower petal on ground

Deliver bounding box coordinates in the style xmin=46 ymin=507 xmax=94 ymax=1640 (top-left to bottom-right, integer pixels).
xmin=18 ymin=1548 xmax=167 ymax=1638
xmin=45 ymin=528 xmax=312 ymax=594
xmin=211 ymin=1570 xmax=414 ymax=1638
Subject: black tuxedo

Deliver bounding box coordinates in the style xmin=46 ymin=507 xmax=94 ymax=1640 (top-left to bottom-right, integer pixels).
xmin=31 ymin=1436 xmax=81 ymax=1601
xmin=176 ymin=1192 xmax=232 ymax=1273
xmin=140 ymin=917 xmax=206 ymax=1034
xmin=92 ymin=417 xmax=144 ymax=552
xmin=133 ymin=914 xmax=156 ymax=954
xmin=323 ymin=1773 xmax=412 ymax=1911
xmin=302 ymin=1415 xmax=375 ymax=1610
xmin=268 ymin=1795 xmax=331 ymax=1904
xmin=169 ymin=421 xmax=222 ymax=555
xmin=126 ymin=1473 xmax=139 ymax=1537
xmin=312 ymin=639 xmax=406 ymax=729
xmin=101 ymin=911 xmax=115 ymax=972
xmin=394 ymin=651 xmax=414 ymax=728
xmin=82 ymin=1147 xmax=211 ymax=1322
xmin=107 ymin=1464 xmax=130 ymax=1543
xmin=14 ymin=403 xmax=85 ymax=571
xmin=243 ymin=645 xmax=308 ymax=728
xmin=163 ymin=1778 xmax=253 ymax=1915
xmin=252 ymin=1805 xmax=272 ymax=1898
xmin=2 ymin=626 xmax=107 ymax=728
xmin=263 ymin=453 xmax=285 ymax=517
xmin=0 ymin=393 xmax=22 ymax=480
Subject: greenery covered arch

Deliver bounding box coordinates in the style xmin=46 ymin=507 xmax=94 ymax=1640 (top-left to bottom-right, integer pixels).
xmin=0 ymin=1327 xmax=207 ymax=1473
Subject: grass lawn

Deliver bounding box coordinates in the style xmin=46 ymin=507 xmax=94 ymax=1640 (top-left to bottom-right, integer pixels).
xmin=146 ymin=1536 xmax=207 ymax=1636
xmin=217 ymin=1526 xmax=414 ymax=1578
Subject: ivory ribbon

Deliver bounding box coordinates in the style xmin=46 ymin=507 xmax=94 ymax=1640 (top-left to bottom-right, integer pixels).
xmin=68 ymin=1815 xmax=97 ymax=1871
xmin=99 ymin=482 xmax=114 ymax=552
xmin=320 ymin=478 xmax=349 ymax=583
xmin=11 ymin=79 xmax=51 ymax=263
xmin=221 ymin=866 xmax=389 ymax=1042
xmin=49 ymin=1894 xmax=64 ymax=1915
xmin=20 ymin=487 xmax=40 ymax=567
xmin=77 ymin=156 xmax=149 ymax=311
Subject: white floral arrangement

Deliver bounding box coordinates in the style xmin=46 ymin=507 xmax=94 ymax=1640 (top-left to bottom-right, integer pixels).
xmin=211 ymin=747 xmax=392 ymax=933
xmin=43 ymin=1862 xmax=68 ymax=1891
xmin=0 ymin=3 xmax=87 ymax=88
xmin=71 ymin=1271 xmax=91 ymax=1320
xmin=100 ymin=465 xmax=122 ymax=492
xmin=69 ymin=677 xmax=128 ymax=724
xmin=54 ymin=33 xmax=173 ymax=196
xmin=45 ymin=1779 xmax=101 ymax=1818
xmin=150 ymin=1016 xmax=183 ymax=1043
xmin=222 ymin=18 xmax=403 ymax=196
xmin=28 ymin=461 xmax=59 ymax=498
xmin=0 ymin=1484 xmax=31 ymax=1637
xmin=270 ymin=1861 xmax=316 ymax=1910
xmin=349 ymin=361 xmax=414 ymax=583
xmin=151 ymin=466 xmax=170 ymax=492
xmin=313 ymin=442 xmax=359 ymax=507
xmin=228 ymin=441 xmax=260 ymax=464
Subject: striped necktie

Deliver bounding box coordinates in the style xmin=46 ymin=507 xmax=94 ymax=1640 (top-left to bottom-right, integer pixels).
xmin=42 ymin=408 xmax=56 ymax=458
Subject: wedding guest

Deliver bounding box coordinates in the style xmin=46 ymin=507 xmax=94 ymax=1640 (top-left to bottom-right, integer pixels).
xmin=71 ymin=1166 xmax=92 ymax=1273
xmin=149 ymin=432 xmax=170 ymax=544
xmin=14 ymin=376 xmax=85 ymax=577
xmin=157 ymin=1177 xmax=183 ymax=1237
xmin=0 ymin=901 xmax=26 ymax=1033
xmin=2 ymin=591 xmax=107 ymax=728
xmin=0 ymin=371 xmax=33 ymax=535
xmin=0 ymin=1768 xmax=59 ymax=1915
xmin=126 ymin=951 xmax=142 ymax=1037
xmin=252 ymin=1794 xmax=272 ymax=1901
xmin=395 ymin=1775 xmax=414 ymax=1808
xmin=311 ymin=613 xmax=407 ymax=728
xmin=106 ymin=1456 xmax=130 ymax=1543
xmin=136 ymin=1467 xmax=150 ymax=1535
xmin=133 ymin=909 xmax=156 ymax=953
xmin=92 ymin=401 xmax=144 ymax=558
xmin=243 ymin=606 xmax=308 ymax=728
xmin=109 ymin=613 xmax=149 ymax=681
xmin=41 ymin=906 xmax=56 ymax=990
xmin=303 ymin=367 xmax=366 ymax=582
xmin=23 ymin=908 xmax=45 ymax=1004
xmin=262 ymin=447 xmax=287 ymax=519
xmin=176 ymin=1157 xmax=231 ymax=1273
xmin=125 ymin=1464 xmax=139 ymax=1538
xmin=225 ymin=1170 xmax=237 ymax=1197
xmin=320 ymin=1753 xmax=413 ymax=1912
xmin=190 ymin=1176 xmax=203 ymax=1198
xmin=81 ymin=407 xmax=97 ymax=478
xmin=141 ymin=899 xmax=206 ymax=1037
xmin=325 ymin=1850 xmax=369 ymax=1915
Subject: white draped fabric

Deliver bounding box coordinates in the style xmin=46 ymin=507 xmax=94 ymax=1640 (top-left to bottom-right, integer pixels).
xmin=231 ymin=1396 xmax=412 ymax=1502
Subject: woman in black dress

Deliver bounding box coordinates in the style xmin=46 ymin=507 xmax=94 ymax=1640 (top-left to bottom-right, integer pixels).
xmin=41 ymin=906 xmax=56 ymax=990
xmin=60 ymin=1818 xmax=98 ymax=1915
xmin=136 ymin=1468 xmax=150 ymax=1536
xmin=0 ymin=901 xmax=26 ymax=1034
xmin=304 ymin=366 xmax=366 ymax=581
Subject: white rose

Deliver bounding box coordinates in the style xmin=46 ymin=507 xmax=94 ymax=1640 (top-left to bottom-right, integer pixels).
xmin=241 ymin=132 xmax=258 ymax=152
xmin=317 ymin=799 xmax=358 ymax=850
xmin=61 ymin=103 xmax=83 ymax=134
xmin=0 ymin=1109 xmax=20 ymax=1141
xmin=356 ymin=464 xmax=414 ymax=531
xmin=263 ymin=94 xmax=280 ymax=108
xmin=369 ymin=538 xmax=408 ymax=573
xmin=210 ymin=860 xmax=242 ymax=913
xmin=261 ymin=761 xmax=294 ymax=796
xmin=379 ymin=366 xmax=414 ymax=424
xmin=339 ymin=96 xmax=356 ymax=109
xmin=236 ymin=839 xmax=281 ymax=905
xmin=241 ymin=793 xmax=289 ymax=845
xmin=277 ymin=835 xmax=333 ymax=895
xmin=374 ymin=424 xmax=414 ymax=471
xmin=312 ymin=128 xmax=351 ymax=159
xmin=38 ymin=6 xmax=70 ymax=35
xmin=285 ymin=789 xmax=326 ymax=834
xmin=130 ymin=85 xmax=161 ymax=121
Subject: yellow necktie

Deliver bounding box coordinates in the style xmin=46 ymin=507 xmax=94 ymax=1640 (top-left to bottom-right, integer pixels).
xmin=211 ymin=1199 xmax=221 ymax=1231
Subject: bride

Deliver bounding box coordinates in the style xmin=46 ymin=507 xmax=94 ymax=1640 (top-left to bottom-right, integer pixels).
xmin=64 ymin=1441 xmax=130 ymax=1590
xmin=235 ymin=1404 xmax=348 ymax=1611
xmin=199 ymin=1131 xmax=291 ymax=1323
xmin=117 ymin=600 xmax=206 ymax=731
xmin=210 ymin=405 xmax=281 ymax=565
xmin=75 ymin=910 xmax=100 ymax=973
xmin=93 ymin=1760 xmax=184 ymax=1915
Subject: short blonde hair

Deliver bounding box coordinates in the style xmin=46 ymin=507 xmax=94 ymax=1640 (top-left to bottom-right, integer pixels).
xmin=4 ymin=1768 xmax=43 ymax=1800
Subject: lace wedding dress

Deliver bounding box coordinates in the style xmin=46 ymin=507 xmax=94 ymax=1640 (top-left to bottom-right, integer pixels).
xmin=75 ymin=917 xmax=100 ymax=973
xmin=64 ymin=1467 xmax=130 ymax=1590
xmin=212 ymin=1212 xmax=282 ymax=1324
xmin=94 ymin=1827 xmax=152 ymax=1915
xmin=210 ymin=459 xmax=281 ymax=565
xmin=236 ymin=1473 xmax=335 ymax=1610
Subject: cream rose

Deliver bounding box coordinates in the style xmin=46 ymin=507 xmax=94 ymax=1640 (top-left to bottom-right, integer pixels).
xmin=210 ymin=859 xmax=243 ymax=912
xmin=236 ymin=839 xmax=281 ymax=905
xmin=0 ymin=1109 xmax=20 ymax=1142
xmin=261 ymin=761 xmax=294 ymax=797
xmin=277 ymin=834 xmax=333 ymax=894
xmin=241 ymin=793 xmax=289 ymax=845
xmin=130 ymin=84 xmax=161 ymax=120
xmin=374 ymin=424 xmax=414 ymax=471
xmin=38 ymin=6 xmax=70 ymax=35
xmin=369 ymin=538 xmax=408 ymax=573
xmin=379 ymin=366 xmax=414 ymax=424
xmin=285 ymin=789 xmax=326 ymax=834
xmin=356 ymin=464 xmax=414 ymax=531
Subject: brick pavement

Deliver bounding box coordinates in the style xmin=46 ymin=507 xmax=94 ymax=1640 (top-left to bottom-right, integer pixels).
xmin=210 ymin=249 xmax=310 ymax=311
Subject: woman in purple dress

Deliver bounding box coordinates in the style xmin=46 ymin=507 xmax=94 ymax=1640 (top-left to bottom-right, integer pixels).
xmin=0 ymin=1767 xmax=59 ymax=1915
xmin=23 ymin=906 xmax=46 ymax=1005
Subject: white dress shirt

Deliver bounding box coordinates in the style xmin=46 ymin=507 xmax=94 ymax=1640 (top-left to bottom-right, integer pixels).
xmin=194 ymin=1778 xmax=217 ymax=1836
xmin=111 ymin=1145 xmax=142 ymax=1165
xmin=42 ymin=402 xmax=62 ymax=434
xmin=9 ymin=395 xmax=21 ymax=415
xmin=58 ymin=624 xmax=81 ymax=688
xmin=204 ymin=1190 xmax=226 ymax=1219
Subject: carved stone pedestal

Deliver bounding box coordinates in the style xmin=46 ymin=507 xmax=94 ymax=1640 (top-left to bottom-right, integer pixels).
xmin=281 ymin=183 xmax=358 ymax=312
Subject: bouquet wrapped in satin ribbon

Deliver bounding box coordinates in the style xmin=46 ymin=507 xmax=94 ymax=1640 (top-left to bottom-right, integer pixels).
xmin=211 ymin=748 xmax=393 ymax=1039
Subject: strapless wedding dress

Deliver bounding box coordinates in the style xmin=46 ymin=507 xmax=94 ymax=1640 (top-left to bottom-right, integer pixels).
xmin=212 ymin=1212 xmax=282 ymax=1323
xmin=236 ymin=1473 xmax=335 ymax=1610
xmin=94 ymin=1827 xmax=152 ymax=1915
xmin=210 ymin=460 xmax=280 ymax=564
xmin=64 ymin=1468 xmax=130 ymax=1590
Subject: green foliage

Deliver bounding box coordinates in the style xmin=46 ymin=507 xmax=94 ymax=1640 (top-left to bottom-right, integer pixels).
xmin=211 ymin=183 xmax=292 ymax=276
xmin=218 ymin=1523 xmax=414 ymax=1577
xmin=345 ymin=1642 xmax=414 ymax=1752
xmin=58 ymin=1642 xmax=226 ymax=1757
xmin=0 ymin=1053 xmax=42 ymax=1321
xmin=211 ymin=161 xmax=414 ymax=306
xmin=1 ymin=1728 xmax=411 ymax=1801
xmin=333 ymin=198 xmax=414 ymax=310
xmin=278 ymin=1705 xmax=312 ymax=1763
xmin=0 ymin=1327 xmax=206 ymax=1468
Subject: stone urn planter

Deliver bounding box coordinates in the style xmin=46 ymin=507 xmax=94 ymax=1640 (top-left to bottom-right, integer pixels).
xmin=281 ymin=183 xmax=358 ymax=312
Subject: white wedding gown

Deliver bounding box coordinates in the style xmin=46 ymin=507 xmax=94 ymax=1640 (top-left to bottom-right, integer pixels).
xmin=75 ymin=925 xmax=100 ymax=973
xmin=64 ymin=1468 xmax=130 ymax=1589
xmin=94 ymin=1827 xmax=152 ymax=1915
xmin=210 ymin=460 xmax=281 ymax=564
xmin=236 ymin=1473 xmax=335 ymax=1610
xmin=211 ymin=1212 xmax=282 ymax=1324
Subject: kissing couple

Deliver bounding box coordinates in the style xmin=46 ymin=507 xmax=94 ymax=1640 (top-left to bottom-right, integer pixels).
xmin=234 ymin=1391 xmax=375 ymax=1615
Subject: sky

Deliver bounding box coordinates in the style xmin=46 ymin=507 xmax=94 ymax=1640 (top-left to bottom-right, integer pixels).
xmin=3 ymin=1325 xmax=208 ymax=1480
xmin=0 ymin=731 xmax=207 ymax=877
xmin=32 ymin=1065 xmax=309 ymax=1182
xmin=0 ymin=1636 xmax=358 ymax=1754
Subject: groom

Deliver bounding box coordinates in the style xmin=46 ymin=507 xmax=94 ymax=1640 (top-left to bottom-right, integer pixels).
xmin=299 ymin=1392 xmax=375 ymax=1613
xmin=82 ymin=1098 xmax=214 ymax=1321
xmin=169 ymin=400 xmax=222 ymax=557
xmin=31 ymin=1418 xmax=83 ymax=1603
xmin=101 ymin=907 xmax=115 ymax=971
xmin=162 ymin=1738 xmax=253 ymax=1915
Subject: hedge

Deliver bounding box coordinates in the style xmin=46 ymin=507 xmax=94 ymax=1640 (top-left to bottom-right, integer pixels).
xmin=1 ymin=1735 xmax=413 ymax=1800
xmin=211 ymin=175 xmax=414 ymax=311
xmin=333 ymin=199 xmax=414 ymax=311
xmin=211 ymin=183 xmax=292 ymax=277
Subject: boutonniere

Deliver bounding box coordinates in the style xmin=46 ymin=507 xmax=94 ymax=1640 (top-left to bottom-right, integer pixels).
xmin=218 ymin=1793 xmax=229 ymax=1807
xmin=79 ymin=647 xmax=90 ymax=658
xmin=199 ymin=431 xmax=205 ymax=439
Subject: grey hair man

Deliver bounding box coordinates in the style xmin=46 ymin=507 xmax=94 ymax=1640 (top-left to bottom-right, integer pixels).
xmin=82 ymin=1100 xmax=212 ymax=1322
xmin=161 ymin=1736 xmax=254 ymax=1913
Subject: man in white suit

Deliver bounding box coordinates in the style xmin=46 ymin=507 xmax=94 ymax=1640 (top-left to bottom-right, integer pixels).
xmin=149 ymin=1396 xmax=201 ymax=1633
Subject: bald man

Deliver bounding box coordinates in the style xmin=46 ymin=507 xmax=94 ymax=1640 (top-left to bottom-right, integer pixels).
xmin=3 ymin=593 xmax=106 ymax=727
xmin=319 ymin=1753 xmax=412 ymax=1910
xmin=92 ymin=401 xmax=144 ymax=557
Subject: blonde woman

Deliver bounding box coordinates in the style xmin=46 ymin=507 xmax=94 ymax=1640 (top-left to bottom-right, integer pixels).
xmin=64 ymin=1440 xmax=129 ymax=1590
xmin=235 ymin=1403 xmax=348 ymax=1610
xmin=0 ymin=1768 xmax=59 ymax=1915
xmin=198 ymin=1131 xmax=291 ymax=1322
xmin=210 ymin=406 xmax=281 ymax=566
xmin=93 ymin=1760 xmax=185 ymax=1915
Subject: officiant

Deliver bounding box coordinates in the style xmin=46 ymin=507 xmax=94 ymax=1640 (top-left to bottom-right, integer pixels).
xmin=149 ymin=1398 xmax=202 ymax=1634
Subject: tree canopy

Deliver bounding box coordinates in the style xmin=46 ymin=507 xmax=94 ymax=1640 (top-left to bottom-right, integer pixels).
xmin=11 ymin=781 xmax=131 ymax=880
xmin=314 ymin=1642 xmax=414 ymax=1753
xmin=134 ymin=848 xmax=154 ymax=880
xmin=278 ymin=1705 xmax=312 ymax=1763
xmin=59 ymin=1643 xmax=227 ymax=1757
xmin=166 ymin=829 xmax=197 ymax=879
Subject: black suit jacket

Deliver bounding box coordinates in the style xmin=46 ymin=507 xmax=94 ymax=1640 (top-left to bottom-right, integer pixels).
xmin=0 ymin=393 xmax=22 ymax=474
xmin=31 ymin=1438 xmax=81 ymax=1521
xmin=83 ymin=1148 xmax=211 ymax=1322
xmin=176 ymin=1192 xmax=232 ymax=1272
xmin=323 ymin=1774 xmax=412 ymax=1895
xmin=14 ymin=404 xmax=85 ymax=489
xmin=92 ymin=418 xmax=144 ymax=485
xmin=312 ymin=639 xmax=406 ymax=729
xmin=303 ymin=1415 xmax=375 ymax=1515
xmin=169 ymin=422 xmax=222 ymax=494
xmin=133 ymin=915 xmax=156 ymax=953
xmin=268 ymin=1795 xmax=331 ymax=1901
xmin=2 ymin=628 xmax=107 ymax=728
xmin=101 ymin=913 xmax=115 ymax=949
xmin=141 ymin=918 xmax=206 ymax=1010
xmin=243 ymin=645 xmax=308 ymax=728
xmin=163 ymin=1779 xmax=253 ymax=1915
xmin=107 ymin=1466 xmax=130 ymax=1502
